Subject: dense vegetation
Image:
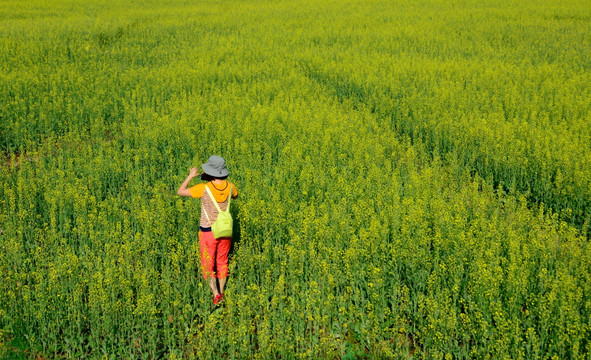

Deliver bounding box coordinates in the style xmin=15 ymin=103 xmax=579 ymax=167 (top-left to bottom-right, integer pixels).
xmin=1 ymin=0 xmax=590 ymax=358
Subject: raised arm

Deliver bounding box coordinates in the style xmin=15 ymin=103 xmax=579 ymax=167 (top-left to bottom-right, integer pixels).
xmin=177 ymin=167 xmax=200 ymax=197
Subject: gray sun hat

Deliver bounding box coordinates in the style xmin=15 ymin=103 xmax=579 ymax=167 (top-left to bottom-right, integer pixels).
xmin=202 ymin=155 xmax=229 ymax=178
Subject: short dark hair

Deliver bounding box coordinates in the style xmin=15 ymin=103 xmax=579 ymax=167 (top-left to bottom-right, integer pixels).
xmin=201 ymin=173 xmax=228 ymax=181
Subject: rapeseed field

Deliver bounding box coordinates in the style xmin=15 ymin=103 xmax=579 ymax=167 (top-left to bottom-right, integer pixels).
xmin=1 ymin=0 xmax=590 ymax=358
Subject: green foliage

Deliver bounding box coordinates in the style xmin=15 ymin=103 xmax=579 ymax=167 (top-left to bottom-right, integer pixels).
xmin=1 ymin=0 xmax=590 ymax=358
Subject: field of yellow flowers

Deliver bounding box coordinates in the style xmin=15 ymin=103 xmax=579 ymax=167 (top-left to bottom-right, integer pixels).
xmin=1 ymin=0 xmax=590 ymax=358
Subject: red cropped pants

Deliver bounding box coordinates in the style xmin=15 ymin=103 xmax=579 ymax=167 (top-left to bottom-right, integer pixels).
xmin=198 ymin=230 xmax=231 ymax=279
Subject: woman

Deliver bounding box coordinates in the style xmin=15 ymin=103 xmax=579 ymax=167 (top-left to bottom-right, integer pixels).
xmin=177 ymin=155 xmax=238 ymax=305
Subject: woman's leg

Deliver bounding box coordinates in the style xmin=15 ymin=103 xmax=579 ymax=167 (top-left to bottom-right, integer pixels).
xmin=199 ymin=231 xmax=220 ymax=296
xmin=216 ymin=237 xmax=232 ymax=294
xmin=208 ymin=278 xmax=219 ymax=296
xmin=218 ymin=278 xmax=227 ymax=295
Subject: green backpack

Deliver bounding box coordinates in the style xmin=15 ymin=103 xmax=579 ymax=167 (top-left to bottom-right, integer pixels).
xmin=203 ymin=185 xmax=233 ymax=239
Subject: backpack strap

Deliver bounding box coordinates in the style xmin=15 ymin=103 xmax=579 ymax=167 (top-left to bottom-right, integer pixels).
xmin=202 ymin=185 xmax=218 ymax=227
xmin=202 ymin=190 xmax=213 ymax=226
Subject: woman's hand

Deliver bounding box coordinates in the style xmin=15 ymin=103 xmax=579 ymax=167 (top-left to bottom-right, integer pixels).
xmin=189 ymin=167 xmax=200 ymax=178
xmin=178 ymin=167 xmax=200 ymax=197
